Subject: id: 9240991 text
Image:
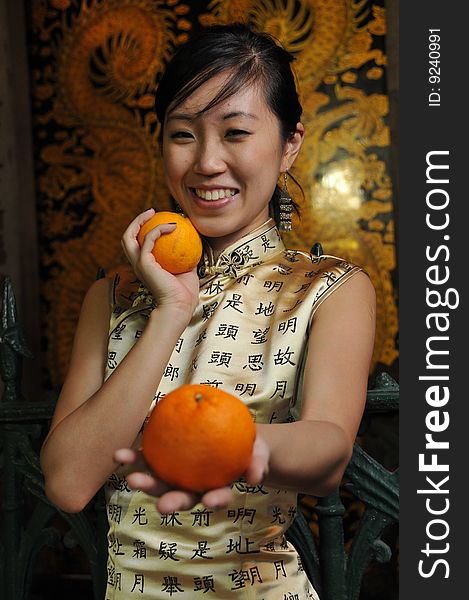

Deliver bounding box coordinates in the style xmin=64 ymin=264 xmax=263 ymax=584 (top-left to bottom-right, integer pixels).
xmin=428 ymin=29 xmax=441 ymax=107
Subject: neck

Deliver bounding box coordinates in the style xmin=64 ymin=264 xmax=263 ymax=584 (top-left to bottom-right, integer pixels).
xmin=205 ymin=214 xmax=273 ymax=260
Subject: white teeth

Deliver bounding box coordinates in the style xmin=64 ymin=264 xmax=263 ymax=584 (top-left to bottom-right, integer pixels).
xmin=193 ymin=188 xmax=237 ymax=200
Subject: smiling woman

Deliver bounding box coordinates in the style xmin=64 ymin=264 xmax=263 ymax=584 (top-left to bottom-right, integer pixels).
xmin=161 ymin=71 xmax=304 ymax=249
xmin=40 ymin=23 xmax=376 ymax=600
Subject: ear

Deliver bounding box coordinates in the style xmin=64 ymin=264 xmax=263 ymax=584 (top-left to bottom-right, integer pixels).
xmin=280 ymin=122 xmax=305 ymax=172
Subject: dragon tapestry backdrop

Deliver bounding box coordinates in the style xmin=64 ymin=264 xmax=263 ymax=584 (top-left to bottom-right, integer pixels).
xmin=27 ymin=0 xmax=397 ymax=388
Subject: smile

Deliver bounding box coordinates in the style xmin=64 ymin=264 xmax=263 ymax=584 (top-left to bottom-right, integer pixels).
xmin=191 ymin=188 xmax=238 ymax=201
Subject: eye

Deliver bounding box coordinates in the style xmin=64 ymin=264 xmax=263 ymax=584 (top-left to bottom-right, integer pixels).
xmin=225 ymin=129 xmax=250 ymax=138
xmin=169 ymin=131 xmax=194 ymax=140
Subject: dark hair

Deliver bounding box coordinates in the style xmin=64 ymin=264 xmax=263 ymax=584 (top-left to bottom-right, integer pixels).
xmin=155 ymin=23 xmax=304 ymax=224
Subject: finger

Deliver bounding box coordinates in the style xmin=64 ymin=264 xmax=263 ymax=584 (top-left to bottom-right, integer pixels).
xmin=133 ymin=207 xmax=156 ymax=229
xmin=126 ymin=471 xmax=171 ymax=497
xmin=244 ymin=454 xmax=268 ymax=486
xmin=140 ymin=223 xmax=177 ymax=256
xmin=245 ymin=436 xmax=270 ymax=486
xmin=121 ymin=208 xmax=156 ymax=262
xmin=157 ymin=490 xmax=201 ymax=514
xmin=123 ymin=208 xmax=156 ymax=241
xmin=113 ymin=448 xmax=147 ymax=470
xmin=201 ymin=486 xmax=234 ymax=509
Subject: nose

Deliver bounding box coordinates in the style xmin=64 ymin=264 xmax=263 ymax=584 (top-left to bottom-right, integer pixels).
xmin=193 ymin=138 xmax=226 ymax=175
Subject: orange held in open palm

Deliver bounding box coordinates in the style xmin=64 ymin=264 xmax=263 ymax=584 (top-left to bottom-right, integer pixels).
xmin=142 ymin=384 xmax=256 ymax=492
xmin=137 ymin=211 xmax=202 ymax=274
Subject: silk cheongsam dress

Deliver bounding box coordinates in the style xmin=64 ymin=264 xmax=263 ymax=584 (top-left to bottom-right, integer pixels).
xmin=104 ymin=218 xmax=363 ymax=599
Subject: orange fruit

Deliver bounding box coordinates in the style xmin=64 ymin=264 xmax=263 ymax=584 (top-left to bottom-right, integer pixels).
xmin=137 ymin=211 xmax=202 ymax=274
xmin=142 ymin=384 xmax=256 ymax=492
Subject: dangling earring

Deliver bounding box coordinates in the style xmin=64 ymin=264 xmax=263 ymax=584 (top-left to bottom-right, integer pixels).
xmin=278 ymin=172 xmax=293 ymax=232
xmin=175 ymin=203 xmax=184 ymax=215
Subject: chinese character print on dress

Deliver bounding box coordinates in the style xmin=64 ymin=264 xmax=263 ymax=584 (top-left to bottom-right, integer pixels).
xmin=104 ymin=219 xmax=363 ymax=599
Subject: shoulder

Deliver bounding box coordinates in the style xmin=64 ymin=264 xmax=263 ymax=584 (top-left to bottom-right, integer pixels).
xmin=73 ymin=276 xmax=115 ymax=335
xmin=279 ymin=249 xmax=370 ymax=310
xmin=77 ymin=267 xmax=144 ymax=324
xmin=313 ymin=267 xmax=375 ymax=323
xmin=81 ymin=276 xmax=113 ymax=312
xmin=291 ymin=251 xmax=361 ymax=278
xmin=278 ymin=249 xmax=360 ymax=277
xmin=68 ymin=277 xmax=113 ymax=363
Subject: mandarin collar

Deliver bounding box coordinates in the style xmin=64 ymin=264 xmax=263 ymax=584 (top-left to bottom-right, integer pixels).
xmin=198 ymin=219 xmax=285 ymax=282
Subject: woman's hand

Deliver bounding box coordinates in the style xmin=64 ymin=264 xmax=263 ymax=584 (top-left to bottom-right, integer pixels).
xmin=121 ymin=208 xmax=200 ymax=321
xmin=113 ymin=434 xmax=270 ymax=514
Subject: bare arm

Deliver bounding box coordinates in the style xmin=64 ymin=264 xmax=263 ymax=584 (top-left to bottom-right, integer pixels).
xmin=254 ymin=270 xmax=376 ymax=496
xmin=41 ymin=210 xmax=199 ymax=512
xmin=40 ymin=280 xmax=192 ymax=512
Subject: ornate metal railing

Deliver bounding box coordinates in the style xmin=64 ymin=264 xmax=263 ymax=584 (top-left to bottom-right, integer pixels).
xmin=0 ymin=276 xmax=398 ymax=600
xmin=287 ymin=372 xmax=399 ymax=600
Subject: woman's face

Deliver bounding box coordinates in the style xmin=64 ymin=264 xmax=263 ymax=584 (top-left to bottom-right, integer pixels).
xmin=162 ymin=72 xmax=303 ymax=252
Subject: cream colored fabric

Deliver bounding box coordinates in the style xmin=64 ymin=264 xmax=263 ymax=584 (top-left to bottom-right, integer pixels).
xmin=104 ymin=219 xmax=362 ymax=599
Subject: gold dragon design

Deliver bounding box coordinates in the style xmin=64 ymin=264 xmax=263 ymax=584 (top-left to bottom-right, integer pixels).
xmin=33 ymin=0 xmax=178 ymax=383
xmin=30 ymin=0 xmax=396 ymax=385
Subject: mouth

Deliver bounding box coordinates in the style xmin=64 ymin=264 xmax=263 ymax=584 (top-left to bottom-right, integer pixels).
xmin=190 ymin=187 xmax=239 ymax=201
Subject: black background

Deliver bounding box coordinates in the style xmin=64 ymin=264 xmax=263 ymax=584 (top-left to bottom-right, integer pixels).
xmin=399 ymin=1 xmax=466 ymax=596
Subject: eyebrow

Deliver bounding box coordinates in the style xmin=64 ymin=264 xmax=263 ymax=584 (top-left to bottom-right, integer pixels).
xmin=222 ymin=111 xmax=258 ymax=121
xmin=166 ymin=110 xmax=258 ymax=123
xmin=166 ymin=113 xmax=195 ymax=122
